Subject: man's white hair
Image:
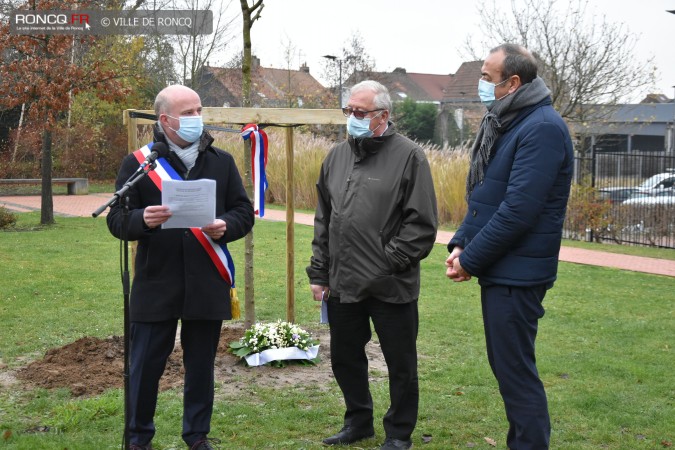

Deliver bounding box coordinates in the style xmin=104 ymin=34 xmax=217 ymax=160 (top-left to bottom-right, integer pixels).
xmin=350 ymin=80 xmax=392 ymax=111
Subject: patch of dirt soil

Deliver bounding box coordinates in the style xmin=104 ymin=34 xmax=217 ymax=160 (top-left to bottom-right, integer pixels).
xmin=11 ymin=323 xmax=388 ymax=397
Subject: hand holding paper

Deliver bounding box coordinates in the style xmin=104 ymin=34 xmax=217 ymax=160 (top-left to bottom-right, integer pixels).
xmin=161 ymin=179 xmax=216 ymax=229
xmin=201 ymin=219 xmax=227 ymax=240
xmin=143 ymin=205 xmax=172 ymax=228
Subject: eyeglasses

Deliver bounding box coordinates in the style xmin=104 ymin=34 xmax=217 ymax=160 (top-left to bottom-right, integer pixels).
xmin=342 ymin=107 xmax=385 ymax=120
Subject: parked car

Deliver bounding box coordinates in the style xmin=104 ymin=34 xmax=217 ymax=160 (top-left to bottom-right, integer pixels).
xmin=600 ymin=169 xmax=675 ymax=205
xmin=634 ymin=169 xmax=675 ymax=194
xmin=622 ymin=189 xmax=675 ymax=206
xmin=599 ymin=187 xmax=639 ymax=204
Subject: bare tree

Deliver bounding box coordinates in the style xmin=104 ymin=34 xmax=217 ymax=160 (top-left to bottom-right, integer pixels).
xmin=240 ymin=0 xmax=264 ymax=328
xmin=280 ymin=36 xmax=297 ymax=107
xmin=321 ymin=31 xmax=376 ymax=90
xmin=167 ymin=0 xmax=238 ymax=88
xmin=224 ymin=48 xmax=243 ymax=69
xmin=137 ymin=34 xmax=178 ymax=98
xmin=342 ymin=32 xmax=376 ymax=75
xmin=466 ymin=0 xmax=656 ymax=122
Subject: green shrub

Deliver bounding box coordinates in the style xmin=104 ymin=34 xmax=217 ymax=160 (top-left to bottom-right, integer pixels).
xmin=565 ymin=182 xmax=611 ymax=241
xmin=0 ymin=206 xmax=17 ymax=229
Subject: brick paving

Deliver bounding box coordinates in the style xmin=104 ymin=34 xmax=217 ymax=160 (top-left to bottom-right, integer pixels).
xmin=2 ymin=194 xmax=674 ymax=277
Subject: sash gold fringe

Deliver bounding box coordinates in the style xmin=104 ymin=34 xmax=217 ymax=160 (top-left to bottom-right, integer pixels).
xmin=230 ymin=287 xmax=241 ymax=319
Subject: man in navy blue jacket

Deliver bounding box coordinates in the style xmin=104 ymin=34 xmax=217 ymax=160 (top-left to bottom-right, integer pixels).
xmin=446 ymin=44 xmax=573 ymax=450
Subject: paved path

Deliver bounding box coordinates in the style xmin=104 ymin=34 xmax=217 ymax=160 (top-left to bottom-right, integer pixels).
xmin=2 ymin=194 xmax=674 ymax=277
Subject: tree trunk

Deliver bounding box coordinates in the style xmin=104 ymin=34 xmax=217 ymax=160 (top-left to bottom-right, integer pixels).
xmin=11 ymin=103 xmax=26 ymax=163
xmin=240 ymin=0 xmax=259 ymax=328
xmin=40 ymin=128 xmax=54 ymax=225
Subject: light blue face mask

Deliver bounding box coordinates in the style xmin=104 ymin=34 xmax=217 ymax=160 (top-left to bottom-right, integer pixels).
xmin=478 ymin=78 xmax=510 ymax=108
xmin=167 ymin=115 xmax=203 ymax=143
xmin=346 ymin=111 xmax=384 ymax=138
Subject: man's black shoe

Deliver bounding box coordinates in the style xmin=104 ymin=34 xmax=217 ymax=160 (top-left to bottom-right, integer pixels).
xmin=189 ymin=437 xmax=220 ymax=450
xmin=322 ymin=426 xmax=375 ymax=445
xmin=380 ymin=437 xmax=413 ymax=450
xmin=129 ymin=444 xmax=153 ymax=450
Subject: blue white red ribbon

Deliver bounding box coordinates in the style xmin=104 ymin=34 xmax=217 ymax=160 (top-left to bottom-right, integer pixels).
xmin=241 ymin=123 xmax=268 ymax=217
xmin=133 ymin=143 xmax=235 ymax=287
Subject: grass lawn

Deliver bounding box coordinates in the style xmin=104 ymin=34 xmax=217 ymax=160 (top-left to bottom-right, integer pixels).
xmin=0 ymin=213 xmax=673 ymax=449
xmin=559 ymin=238 xmax=675 ymax=261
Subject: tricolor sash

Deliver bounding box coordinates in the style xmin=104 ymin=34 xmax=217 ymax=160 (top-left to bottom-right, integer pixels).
xmin=133 ymin=143 xmax=235 ymax=288
xmin=241 ymin=123 xmax=268 ymax=217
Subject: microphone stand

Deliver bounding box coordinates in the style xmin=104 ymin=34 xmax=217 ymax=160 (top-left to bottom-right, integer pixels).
xmin=92 ymin=163 xmax=156 ymax=450
xmin=92 ymin=159 xmax=156 ymax=218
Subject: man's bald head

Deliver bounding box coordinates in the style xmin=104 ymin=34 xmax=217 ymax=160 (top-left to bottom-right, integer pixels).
xmin=154 ymin=85 xmax=203 ymax=147
xmin=154 ymin=85 xmax=200 ymax=116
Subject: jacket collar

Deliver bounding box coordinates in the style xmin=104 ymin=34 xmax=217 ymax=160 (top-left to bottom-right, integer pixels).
xmin=348 ymin=121 xmax=396 ymax=161
xmin=501 ymin=97 xmax=553 ymax=133
xmin=152 ymin=123 xmax=216 ymax=176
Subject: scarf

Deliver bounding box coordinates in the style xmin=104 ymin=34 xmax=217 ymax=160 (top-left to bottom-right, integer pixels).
xmin=466 ymin=76 xmax=551 ymax=201
xmin=157 ymin=123 xmax=201 ymax=170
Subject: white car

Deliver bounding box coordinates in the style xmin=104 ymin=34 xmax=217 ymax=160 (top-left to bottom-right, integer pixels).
xmin=622 ymin=189 xmax=675 ymax=206
xmin=602 ymin=169 xmax=675 ymax=205
xmin=620 ymin=169 xmax=675 ymax=205
xmin=635 ymin=170 xmax=675 ymax=193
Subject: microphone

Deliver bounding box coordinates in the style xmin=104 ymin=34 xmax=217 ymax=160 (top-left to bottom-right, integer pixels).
xmin=151 ymin=142 xmax=170 ymax=159
xmin=134 ymin=142 xmax=169 ymax=175
xmin=91 ymin=143 xmax=170 ymax=218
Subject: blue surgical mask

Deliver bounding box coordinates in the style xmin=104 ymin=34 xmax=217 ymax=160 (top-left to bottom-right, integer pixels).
xmin=346 ymin=111 xmax=384 ymax=138
xmin=478 ymin=78 xmax=509 ymax=108
xmin=167 ymin=115 xmax=203 ymax=143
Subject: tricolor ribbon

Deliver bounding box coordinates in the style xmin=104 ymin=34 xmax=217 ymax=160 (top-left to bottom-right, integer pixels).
xmin=133 ymin=143 xmax=236 ymax=289
xmin=241 ymin=123 xmax=268 ymax=217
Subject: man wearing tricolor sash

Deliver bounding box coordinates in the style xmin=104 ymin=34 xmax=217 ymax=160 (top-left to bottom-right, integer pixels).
xmin=107 ymin=85 xmax=253 ymax=450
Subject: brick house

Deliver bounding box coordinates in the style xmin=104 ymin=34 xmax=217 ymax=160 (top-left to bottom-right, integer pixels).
xmin=344 ymin=61 xmax=485 ymax=148
xmin=193 ymin=56 xmax=331 ymax=109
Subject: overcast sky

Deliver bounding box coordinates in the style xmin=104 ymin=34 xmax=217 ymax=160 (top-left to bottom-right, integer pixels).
xmin=220 ymin=0 xmax=675 ymax=103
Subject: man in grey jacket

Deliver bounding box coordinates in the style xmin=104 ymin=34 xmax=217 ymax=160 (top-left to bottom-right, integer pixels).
xmin=307 ymin=80 xmax=438 ymax=450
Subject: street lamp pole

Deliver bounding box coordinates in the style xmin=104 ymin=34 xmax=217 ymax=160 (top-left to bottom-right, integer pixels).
xmin=671 ymin=85 xmax=675 ymax=154
xmin=322 ymin=54 xmax=342 ymax=109
xmin=458 ymin=91 xmax=465 ymax=147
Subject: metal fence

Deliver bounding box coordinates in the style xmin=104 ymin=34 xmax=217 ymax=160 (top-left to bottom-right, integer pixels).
xmin=564 ymin=151 xmax=675 ymax=249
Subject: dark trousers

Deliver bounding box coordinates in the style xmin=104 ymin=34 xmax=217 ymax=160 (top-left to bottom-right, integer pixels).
xmin=128 ymin=319 xmax=223 ymax=447
xmin=481 ymin=284 xmax=550 ymax=450
xmin=327 ymin=297 xmax=419 ymax=441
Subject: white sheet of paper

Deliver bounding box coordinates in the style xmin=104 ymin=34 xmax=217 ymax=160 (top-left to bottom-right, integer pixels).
xmin=161 ymin=179 xmax=216 ymax=229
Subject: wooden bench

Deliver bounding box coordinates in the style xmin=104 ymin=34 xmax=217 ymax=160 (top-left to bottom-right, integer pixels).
xmin=0 ymin=178 xmax=89 ymax=195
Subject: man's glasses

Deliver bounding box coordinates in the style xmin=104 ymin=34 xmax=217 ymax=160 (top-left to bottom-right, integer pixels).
xmin=342 ymin=107 xmax=384 ymax=120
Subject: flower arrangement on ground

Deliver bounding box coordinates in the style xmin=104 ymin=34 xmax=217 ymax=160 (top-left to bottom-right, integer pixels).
xmin=228 ymin=320 xmax=320 ymax=367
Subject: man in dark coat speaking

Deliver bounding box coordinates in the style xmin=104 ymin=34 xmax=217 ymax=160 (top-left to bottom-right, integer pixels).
xmin=107 ymin=84 xmax=254 ymax=450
